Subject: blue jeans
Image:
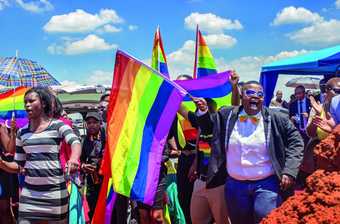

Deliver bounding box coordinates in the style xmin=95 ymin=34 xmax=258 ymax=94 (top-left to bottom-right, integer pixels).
xmin=225 ymin=175 xmax=282 ymax=224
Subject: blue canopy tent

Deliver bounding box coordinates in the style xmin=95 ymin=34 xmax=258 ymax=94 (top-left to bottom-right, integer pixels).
xmin=260 ymin=45 xmax=340 ymax=106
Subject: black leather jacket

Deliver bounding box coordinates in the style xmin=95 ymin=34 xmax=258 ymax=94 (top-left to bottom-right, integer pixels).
xmin=196 ymin=106 xmax=304 ymax=189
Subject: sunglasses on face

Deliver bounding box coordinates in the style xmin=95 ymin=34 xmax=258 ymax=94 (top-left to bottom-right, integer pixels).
xmin=244 ymin=89 xmax=264 ymax=98
xmin=326 ymin=86 xmax=340 ymax=94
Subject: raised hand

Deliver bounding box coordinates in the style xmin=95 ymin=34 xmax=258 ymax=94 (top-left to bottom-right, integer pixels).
xmin=309 ymin=95 xmax=323 ymax=115
xmin=312 ymin=113 xmax=335 ymax=133
xmin=230 ymin=70 xmax=239 ymax=86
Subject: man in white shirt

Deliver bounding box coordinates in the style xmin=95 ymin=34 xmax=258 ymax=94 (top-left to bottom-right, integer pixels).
xmin=194 ymin=81 xmax=304 ymax=224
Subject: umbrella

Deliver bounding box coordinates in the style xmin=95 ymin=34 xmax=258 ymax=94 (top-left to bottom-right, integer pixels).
xmin=285 ymin=77 xmax=320 ymax=89
xmin=0 ymin=56 xmax=60 ymax=127
xmin=0 ymin=57 xmax=60 ymax=87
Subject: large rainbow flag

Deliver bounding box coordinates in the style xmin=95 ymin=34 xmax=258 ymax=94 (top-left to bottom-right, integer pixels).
xmin=193 ymin=27 xmax=218 ymax=79
xmin=107 ymin=51 xmax=186 ymax=203
xmin=0 ymin=86 xmax=28 ymax=128
xmin=151 ymin=27 xmax=169 ymax=78
xmin=93 ymin=50 xmax=186 ymax=223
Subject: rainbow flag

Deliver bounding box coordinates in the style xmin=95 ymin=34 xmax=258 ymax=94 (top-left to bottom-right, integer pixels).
xmin=175 ymin=71 xmax=232 ymax=107
xmin=0 ymin=86 xmax=28 ymax=128
xmin=193 ymin=27 xmax=218 ymax=78
xmin=152 ymin=27 xmax=169 ymax=77
xmin=103 ymin=50 xmax=186 ymax=205
xmin=198 ymin=141 xmax=211 ymax=166
xmin=92 ymin=175 xmax=116 ymax=224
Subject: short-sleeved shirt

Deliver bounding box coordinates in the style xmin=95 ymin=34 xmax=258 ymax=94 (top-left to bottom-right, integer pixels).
xmin=14 ymin=119 xmax=80 ymax=221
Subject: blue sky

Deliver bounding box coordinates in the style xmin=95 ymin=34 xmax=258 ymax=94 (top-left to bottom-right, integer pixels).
xmin=1 ymin=0 xmax=340 ymax=98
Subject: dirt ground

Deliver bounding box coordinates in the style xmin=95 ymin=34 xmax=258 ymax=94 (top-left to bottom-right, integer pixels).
xmin=261 ymin=125 xmax=340 ymax=224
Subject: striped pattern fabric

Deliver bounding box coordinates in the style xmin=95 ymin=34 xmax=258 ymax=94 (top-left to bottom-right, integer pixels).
xmin=14 ymin=119 xmax=80 ymax=221
xmin=0 ymin=57 xmax=60 ymax=87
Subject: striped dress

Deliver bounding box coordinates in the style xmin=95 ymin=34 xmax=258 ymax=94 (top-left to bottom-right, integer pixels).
xmin=14 ymin=119 xmax=80 ymax=221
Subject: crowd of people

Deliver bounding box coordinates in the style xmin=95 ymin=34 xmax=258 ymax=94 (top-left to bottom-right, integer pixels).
xmin=0 ymin=73 xmax=339 ymax=224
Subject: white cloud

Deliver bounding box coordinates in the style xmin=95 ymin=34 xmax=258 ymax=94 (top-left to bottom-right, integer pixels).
xmin=58 ymin=70 xmax=113 ymax=87
xmin=167 ymin=37 xmax=309 ymax=81
xmin=47 ymin=34 xmax=117 ymax=55
xmin=216 ymin=49 xmax=310 ymax=81
xmin=272 ymin=6 xmax=340 ymax=45
xmin=86 ymin=70 xmax=113 ymax=85
xmin=336 ymin=0 xmax=340 ymax=9
xmin=128 ymin=25 xmax=138 ymax=31
xmin=184 ymin=12 xmax=243 ymax=33
xmin=167 ymin=40 xmax=196 ymax=78
xmin=272 ymin=6 xmax=323 ymax=26
xmin=288 ymin=19 xmax=340 ymax=45
xmin=204 ymin=34 xmax=237 ymax=48
xmin=47 ymin=43 xmax=64 ymax=55
xmin=216 ymin=49 xmax=313 ymax=99
xmin=0 ymin=0 xmax=9 ymax=10
xmin=166 ymin=34 xmax=237 ymax=78
xmin=16 ymin=0 xmax=53 ymax=13
xmin=43 ymin=9 xmax=123 ymax=33
xmin=97 ymin=24 xmax=121 ymax=33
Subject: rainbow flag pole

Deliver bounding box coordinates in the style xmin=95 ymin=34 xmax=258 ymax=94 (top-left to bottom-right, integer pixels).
xmin=185 ymin=26 xmax=232 ymax=108
xmin=152 ymin=26 xmax=169 ymax=78
xmin=193 ymin=25 xmax=199 ymax=79
xmin=193 ymin=25 xmax=218 ymax=79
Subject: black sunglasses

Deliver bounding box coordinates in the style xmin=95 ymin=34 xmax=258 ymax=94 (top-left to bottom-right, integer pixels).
xmin=326 ymin=86 xmax=340 ymax=94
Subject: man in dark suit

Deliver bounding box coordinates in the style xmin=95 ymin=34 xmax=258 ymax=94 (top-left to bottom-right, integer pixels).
xmin=289 ymin=85 xmax=311 ymax=144
xmin=193 ymin=81 xmax=304 ymax=224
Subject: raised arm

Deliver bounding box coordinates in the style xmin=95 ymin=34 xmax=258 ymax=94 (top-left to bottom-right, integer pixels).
xmin=178 ymin=103 xmax=189 ymax=121
xmin=230 ymin=70 xmax=240 ymax=106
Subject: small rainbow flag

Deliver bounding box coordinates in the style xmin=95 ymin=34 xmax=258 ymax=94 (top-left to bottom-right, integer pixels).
xmin=103 ymin=50 xmax=186 ymax=204
xmin=0 ymin=86 xmax=28 ymax=128
xmin=151 ymin=27 xmax=169 ymax=77
xmin=198 ymin=141 xmax=211 ymax=166
xmin=193 ymin=27 xmax=218 ymax=78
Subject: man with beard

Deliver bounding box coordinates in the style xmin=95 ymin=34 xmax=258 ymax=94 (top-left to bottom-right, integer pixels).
xmin=193 ymin=81 xmax=304 ymax=224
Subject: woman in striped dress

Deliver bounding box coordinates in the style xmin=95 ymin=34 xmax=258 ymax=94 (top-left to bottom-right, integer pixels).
xmin=0 ymin=87 xmax=81 ymax=223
